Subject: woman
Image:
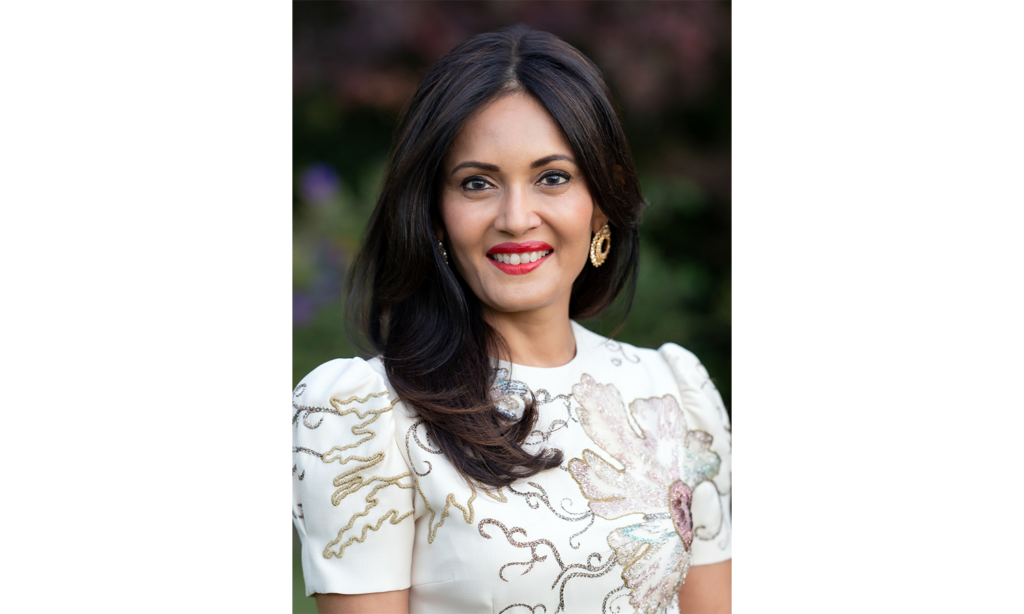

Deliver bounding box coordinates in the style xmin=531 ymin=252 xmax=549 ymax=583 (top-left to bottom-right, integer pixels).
xmin=292 ymin=25 xmax=731 ymax=614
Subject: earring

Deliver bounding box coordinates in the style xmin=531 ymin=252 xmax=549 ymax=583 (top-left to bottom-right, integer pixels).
xmin=438 ymin=239 xmax=448 ymax=264
xmin=589 ymin=224 xmax=611 ymax=267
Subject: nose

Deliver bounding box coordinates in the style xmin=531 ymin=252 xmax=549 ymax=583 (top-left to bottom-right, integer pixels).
xmin=494 ymin=184 xmax=541 ymax=236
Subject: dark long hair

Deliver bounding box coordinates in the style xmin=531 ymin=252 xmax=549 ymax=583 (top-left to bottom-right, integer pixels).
xmin=347 ymin=25 xmax=645 ymax=488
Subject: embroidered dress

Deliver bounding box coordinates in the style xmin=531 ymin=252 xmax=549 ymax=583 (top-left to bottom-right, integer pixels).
xmin=292 ymin=321 xmax=731 ymax=613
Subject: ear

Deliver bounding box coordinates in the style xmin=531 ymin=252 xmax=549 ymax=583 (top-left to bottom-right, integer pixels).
xmin=591 ymin=205 xmax=609 ymax=234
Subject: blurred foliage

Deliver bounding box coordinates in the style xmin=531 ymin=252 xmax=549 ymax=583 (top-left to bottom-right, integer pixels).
xmin=293 ymin=3 xmax=729 ymax=605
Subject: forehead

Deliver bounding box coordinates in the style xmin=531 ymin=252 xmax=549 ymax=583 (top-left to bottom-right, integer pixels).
xmin=446 ymin=93 xmax=574 ymax=165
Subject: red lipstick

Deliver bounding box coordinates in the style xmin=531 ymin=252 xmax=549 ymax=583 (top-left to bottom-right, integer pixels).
xmin=486 ymin=241 xmax=553 ymax=275
xmin=486 ymin=241 xmax=553 ymax=255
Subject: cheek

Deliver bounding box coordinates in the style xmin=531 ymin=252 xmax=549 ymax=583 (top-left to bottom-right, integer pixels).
xmin=440 ymin=200 xmax=486 ymax=258
xmin=563 ymin=197 xmax=598 ymax=250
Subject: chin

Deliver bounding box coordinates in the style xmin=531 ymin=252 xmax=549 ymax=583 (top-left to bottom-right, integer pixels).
xmin=480 ymin=289 xmax=563 ymax=315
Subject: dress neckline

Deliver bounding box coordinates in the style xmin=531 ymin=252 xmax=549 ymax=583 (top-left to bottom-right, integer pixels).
xmin=496 ymin=321 xmax=593 ymax=379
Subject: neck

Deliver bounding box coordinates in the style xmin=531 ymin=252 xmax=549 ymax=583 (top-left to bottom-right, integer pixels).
xmin=483 ymin=304 xmax=576 ymax=368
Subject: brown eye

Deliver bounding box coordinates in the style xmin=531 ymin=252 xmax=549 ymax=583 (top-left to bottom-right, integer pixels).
xmin=539 ymin=171 xmax=570 ymax=187
xmin=461 ymin=176 xmax=493 ymax=191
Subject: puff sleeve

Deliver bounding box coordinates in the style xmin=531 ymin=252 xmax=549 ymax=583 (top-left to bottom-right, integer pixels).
xmin=658 ymin=343 xmax=733 ymax=566
xmin=292 ymin=358 xmax=415 ymax=596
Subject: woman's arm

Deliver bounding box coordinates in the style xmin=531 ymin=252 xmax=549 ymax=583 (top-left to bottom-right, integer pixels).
xmin=678 ymin=559 xmax=731 ymax=614
xmin=314 ymin=589 xmax=410 ymax=614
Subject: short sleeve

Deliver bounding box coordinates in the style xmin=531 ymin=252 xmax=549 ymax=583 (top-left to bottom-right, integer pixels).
xmin=292 ymin=358 xmax=415 ymax=596
xmin=658 ymin=343 xmax=732 ymax=566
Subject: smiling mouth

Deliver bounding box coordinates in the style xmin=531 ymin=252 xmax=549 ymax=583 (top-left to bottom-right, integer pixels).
xmin=485 ymin=243 xmax=553 ymax=275
xmin=486 ymin=250 xmax=552 ymax=265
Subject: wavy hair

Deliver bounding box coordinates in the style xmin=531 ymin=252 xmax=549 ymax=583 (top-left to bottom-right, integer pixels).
xmin=347 ymin=25 xmax=645 ymax=488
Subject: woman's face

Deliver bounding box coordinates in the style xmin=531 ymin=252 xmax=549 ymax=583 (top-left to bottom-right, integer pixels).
xmin=440 ymin=93 xmax=607 ymax=320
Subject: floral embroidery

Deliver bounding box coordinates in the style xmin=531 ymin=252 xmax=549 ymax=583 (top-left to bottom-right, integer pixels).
xmin=567 ymin=374 xmax=721 ymax=614
xmin=492 ymin=367 xmax=531 ymax=418
xmin=490 ymin=367 xmax=579 ymax=425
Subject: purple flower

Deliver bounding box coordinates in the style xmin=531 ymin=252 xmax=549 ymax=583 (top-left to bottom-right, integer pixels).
xmin=293 ymin=291 xmax=316 ymax=327
xmin=300 ymin=163 xmax=340 ymax=206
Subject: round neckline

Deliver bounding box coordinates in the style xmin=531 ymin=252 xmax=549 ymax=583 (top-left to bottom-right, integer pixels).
xmin=495 ymin=320 xmax=588 ymax=379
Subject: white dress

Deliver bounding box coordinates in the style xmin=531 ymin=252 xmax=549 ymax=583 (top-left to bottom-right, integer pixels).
xmin=292 ymin=321 xmax=731 ymax=614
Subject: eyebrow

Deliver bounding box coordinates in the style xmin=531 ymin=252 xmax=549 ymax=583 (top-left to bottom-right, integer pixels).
xmin=448 ymin=154 xmax=577 ymax=176
xmin=530 ymin=154 xmax=576 ymax=169
xmin=449 ymin=161 xmax=499 ymax=176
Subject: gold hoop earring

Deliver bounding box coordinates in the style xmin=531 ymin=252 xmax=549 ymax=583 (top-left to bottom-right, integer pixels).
xmin=590 ymin=224 xmax=611 ymax=267
xmin=438 ymin=239 xmax=448 ymax=264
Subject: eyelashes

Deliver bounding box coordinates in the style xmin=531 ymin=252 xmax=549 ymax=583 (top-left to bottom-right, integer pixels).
xmin=461 ymin=177 xmax=493 ymax=191
xmin=539 ymin=171 xmax=570 ymax=187
xmin=459 ymin=171 xmax=571 ymax=192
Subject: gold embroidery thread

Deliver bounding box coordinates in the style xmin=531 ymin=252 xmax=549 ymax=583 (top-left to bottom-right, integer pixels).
xmin=416 ymin=479 xmax=478 ymax=543
xmin=307 ymin=390 xmax=414 ymax=560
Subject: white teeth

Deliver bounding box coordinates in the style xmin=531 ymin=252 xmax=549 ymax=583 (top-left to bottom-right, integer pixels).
xmin=491 ymin=250 xmax=550 ymax=265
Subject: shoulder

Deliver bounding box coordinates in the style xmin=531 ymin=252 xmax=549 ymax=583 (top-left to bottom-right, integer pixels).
xmin=571 ymin=322 xmax=686 ymax=384
xmin=656 ymin=343 xmax=729 ymax=425
xmin=291 ymin=357 xmax=417 ymax=595
xmin=292 ymin=356 xmax=415 ymax=433
xmin=571 ymin=322 xmax=729 ymax=428
xmin=293 ymin=356 xmax=392 ymax=406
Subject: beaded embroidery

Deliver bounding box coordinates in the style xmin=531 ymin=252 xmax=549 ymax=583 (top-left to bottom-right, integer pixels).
xmin=506 ymin=481 xmax=595 ymax=549
xmin=498 ymin=605 xmax=548 ymax=614
xmin=404 ymin=419 xmax=442 ymax=477
xmin=416 ymin=479 xmax=478 ymax=544
xmin=294 ymin=389 xmax=415 ymax=560
xmin=491 ymin=367 xmax=531 ymax=418
xmin=479 ymin=518 xmax=618 ymax=613
xmin=567 ymin=374 xmax=722 ymax=614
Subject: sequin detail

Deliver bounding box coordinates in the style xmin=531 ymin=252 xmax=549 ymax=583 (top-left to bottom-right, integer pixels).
xmin=405 ymin=419 xmax=441 ymax=477
xmin=524 ymin=419 xmax=569 ymax=446
xmin=567 ymin=374 xmax=722 ymax=614
xmin=668 ymin=480 xmax=693 ymax=549
xmin=507 ymin=481 xmax=595 ymax=549
xmin=534 ymin=388 xmax=579 ymax=424
xmin=492 ymin=367 xmax=578 ymax=425
xmin=479 ymin=518 xmax=618 ymax=613
xmin=601 ymin=585 xmax=630 ymax=613
xmin=492 ymin=367 xmax=531 ymax=419
xmin=499 ymin=605 xmax=547 ymax=614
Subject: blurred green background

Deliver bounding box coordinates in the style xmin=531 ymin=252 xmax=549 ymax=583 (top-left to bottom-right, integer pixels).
xmin=292 ymin=2 xmax=730 ymax=610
